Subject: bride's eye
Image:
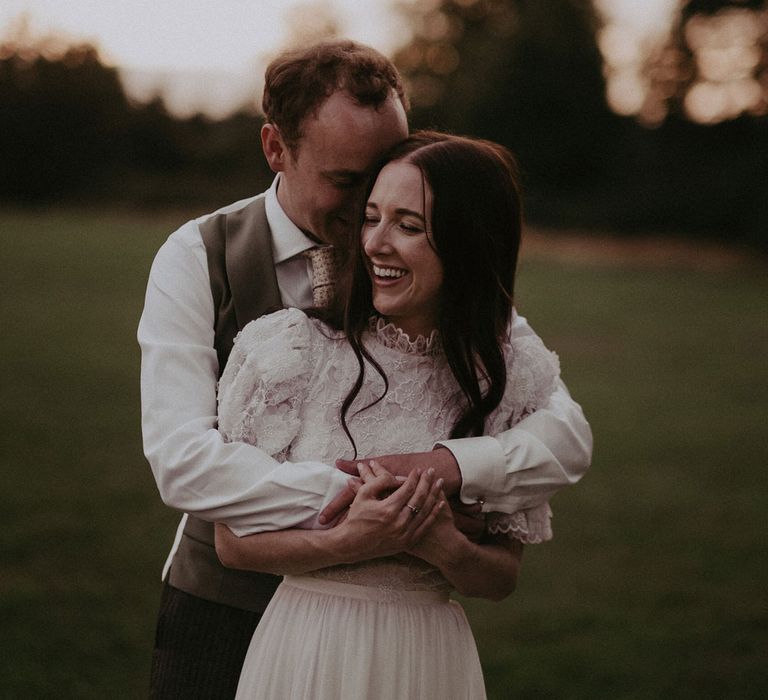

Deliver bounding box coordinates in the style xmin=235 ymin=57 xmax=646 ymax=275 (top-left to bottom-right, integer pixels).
xmin=399 ymin=221 xmax=423 ymax=234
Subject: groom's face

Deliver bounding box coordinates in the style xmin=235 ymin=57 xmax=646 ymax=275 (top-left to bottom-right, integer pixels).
xmin=263 ymin=89 xmax=408 ymax=247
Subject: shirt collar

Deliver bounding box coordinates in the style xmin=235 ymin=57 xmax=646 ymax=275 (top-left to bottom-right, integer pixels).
xmin=265 ymin=174 xmax=317 ymax=263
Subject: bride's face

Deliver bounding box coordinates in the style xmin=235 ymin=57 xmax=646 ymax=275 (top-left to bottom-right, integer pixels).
xmin=362 ymin=160 xmax=444 ymax=339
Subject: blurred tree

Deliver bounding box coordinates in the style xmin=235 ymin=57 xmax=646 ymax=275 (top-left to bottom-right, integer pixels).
xmin=0 ymin=33 xmax=270 ymax=206
xmin=394 ymin=0 xmax=621 ymax=192
xmin=599 ymin=0 xmax=768 ymax=247
xmin=393 ymin=0 xmax=767 ymax=249
xmin=0 ymin=41 xmax=131 ymax=200
xmin=600 ymin=0 xmax=768 ymax=126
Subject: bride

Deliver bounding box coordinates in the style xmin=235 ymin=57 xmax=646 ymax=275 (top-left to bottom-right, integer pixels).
xmin=214 ymin=132 xmax=561 ymax=699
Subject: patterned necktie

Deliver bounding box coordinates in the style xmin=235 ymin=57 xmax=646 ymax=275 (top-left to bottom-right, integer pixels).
xmin=303 ymin=246 xmax=337 ymax=309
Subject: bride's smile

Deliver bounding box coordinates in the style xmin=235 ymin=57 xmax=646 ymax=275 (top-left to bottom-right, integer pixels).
xmin=363 ymin=160 xmax=444 ymax=339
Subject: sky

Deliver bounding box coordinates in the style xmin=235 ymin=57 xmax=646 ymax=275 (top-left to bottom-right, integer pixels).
xmin=1 ymin=0 xmax=676 ymax=118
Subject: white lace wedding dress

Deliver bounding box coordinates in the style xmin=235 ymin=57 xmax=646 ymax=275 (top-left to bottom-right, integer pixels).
xmin=217 ymin=308 xmax=560 ymax=700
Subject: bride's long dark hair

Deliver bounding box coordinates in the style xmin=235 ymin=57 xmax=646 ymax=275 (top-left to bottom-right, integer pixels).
xmin=321 ymin=131 xmax=523 ymax=456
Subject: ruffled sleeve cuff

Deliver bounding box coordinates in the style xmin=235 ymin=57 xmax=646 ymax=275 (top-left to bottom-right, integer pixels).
xmin=486 ymin=501 xmax=553 ymax=544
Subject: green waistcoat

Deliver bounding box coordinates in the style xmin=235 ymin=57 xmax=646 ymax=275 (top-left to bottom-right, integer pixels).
xmin=167 ymin=195 xmax=285 ymax=612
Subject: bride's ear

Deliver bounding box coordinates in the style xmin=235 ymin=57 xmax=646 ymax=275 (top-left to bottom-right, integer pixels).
xmin=261 ymin=124 xmax=288 ymax=173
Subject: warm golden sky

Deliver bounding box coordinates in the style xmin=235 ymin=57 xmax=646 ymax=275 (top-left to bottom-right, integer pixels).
xmin=2 ymin=0 xmax=675 ymax=117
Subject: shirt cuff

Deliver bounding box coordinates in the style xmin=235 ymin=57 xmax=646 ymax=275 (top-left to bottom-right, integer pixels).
xmin=227 ymin=464 xmax=352 ymax=536
xmin=434 ymin=436 xmax=506 ymax=507
xmin=310 ymin=468 xmax=355 ymax=529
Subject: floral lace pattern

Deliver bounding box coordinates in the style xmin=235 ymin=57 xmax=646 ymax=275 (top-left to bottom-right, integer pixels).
xmin=218 ymin=308 xmax=560 ymax=591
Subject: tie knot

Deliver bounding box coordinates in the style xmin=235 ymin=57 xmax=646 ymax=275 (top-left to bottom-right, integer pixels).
xmin=303 ymin=246 xmax=337 ymax=308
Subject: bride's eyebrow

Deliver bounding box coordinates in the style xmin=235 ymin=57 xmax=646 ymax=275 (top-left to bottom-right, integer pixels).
xmin=365 ymin=202 xmax=426 ymax=224
xmin=394 ymin=207 xmax=426 ymax=222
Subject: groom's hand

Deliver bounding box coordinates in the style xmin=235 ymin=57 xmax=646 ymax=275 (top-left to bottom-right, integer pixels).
xmin=450 ymin=500 xmax=486 ymax=543
xmin=322 ymin=448 xmax=460 ymax=525
xmin=318 ymin=473 xmax=404 ymax=525
xmin=336 ymin=447 xmax=461 ymax=493
xmin=318 ymin=477 xmax=362 ymax=526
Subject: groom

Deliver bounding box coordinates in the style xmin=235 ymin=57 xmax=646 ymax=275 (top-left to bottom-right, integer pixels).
xmin=139 ymin=40 xmax=591 ymax=698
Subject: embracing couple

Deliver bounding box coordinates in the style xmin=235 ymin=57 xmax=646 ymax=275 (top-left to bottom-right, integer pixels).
xmin=139 ymin=40 xmax=592 ymax=699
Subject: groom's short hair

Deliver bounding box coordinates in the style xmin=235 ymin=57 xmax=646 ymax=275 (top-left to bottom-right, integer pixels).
xmin=262 ymin=40 xmax=408 ymax=152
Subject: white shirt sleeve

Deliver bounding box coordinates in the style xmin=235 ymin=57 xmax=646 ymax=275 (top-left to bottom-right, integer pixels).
xmin=137 ymin=223 xmax=349 ymax=536
xmin=436 ymin=311 xmax=593 ymax=513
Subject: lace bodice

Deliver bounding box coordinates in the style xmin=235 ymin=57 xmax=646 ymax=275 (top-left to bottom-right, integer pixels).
xmin=218 ymin=308 xmax=560 ymax=591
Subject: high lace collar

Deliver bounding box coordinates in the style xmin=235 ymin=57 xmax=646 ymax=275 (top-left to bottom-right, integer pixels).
xmin=370 ymin=316 xmax=442 ymax=356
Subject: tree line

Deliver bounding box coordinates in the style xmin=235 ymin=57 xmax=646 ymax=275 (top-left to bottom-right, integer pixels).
xmin=0 ymin=43 xmax=272 ymax=208
xmin=1 ymin=0 xmax=766 ymax=250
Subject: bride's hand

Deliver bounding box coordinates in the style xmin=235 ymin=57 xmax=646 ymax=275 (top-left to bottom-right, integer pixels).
xmin=406 ymin=492 xmax=466 ymax=566
xmin=337 ymin=460 xmax=444 ymax=561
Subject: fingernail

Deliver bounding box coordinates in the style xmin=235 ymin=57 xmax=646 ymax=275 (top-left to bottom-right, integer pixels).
xmin=319 ymin=515 xmax=326 ymax=524
xmin=436 ymin=478 xmax=444 ymax=489
xmin=427 ymin=467 xmax=435 ymax=476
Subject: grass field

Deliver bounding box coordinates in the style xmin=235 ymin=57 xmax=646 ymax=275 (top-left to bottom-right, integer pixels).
xmin=1 ymin=209 xmax=766 ymax=699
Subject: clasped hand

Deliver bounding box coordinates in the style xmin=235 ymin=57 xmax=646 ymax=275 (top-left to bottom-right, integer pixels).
xmin=321 ymin=455 xmax=486 ymax=543
xmin=336 ymin=460 xmax=448 ymax=562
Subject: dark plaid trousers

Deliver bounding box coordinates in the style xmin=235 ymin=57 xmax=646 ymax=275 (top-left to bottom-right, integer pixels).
xmin=149 ymin=582 xmax=262 ymax=699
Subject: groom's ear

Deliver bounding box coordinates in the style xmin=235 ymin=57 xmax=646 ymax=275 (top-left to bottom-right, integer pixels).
xmin=261 ymin=123 xmax=289 ymax=173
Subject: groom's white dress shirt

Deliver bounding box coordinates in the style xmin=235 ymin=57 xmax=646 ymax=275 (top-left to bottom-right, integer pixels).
xmin=139 ymin=177 xmax=592 ymax=569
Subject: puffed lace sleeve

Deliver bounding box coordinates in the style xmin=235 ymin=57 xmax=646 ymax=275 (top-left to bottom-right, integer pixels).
xmin=217 ymin=308 xmax=313 ymax=459
xmin=495 ymin=334 xmax=561 ymax=428
xmin=484 ymin=333 xmax=561 ymax=543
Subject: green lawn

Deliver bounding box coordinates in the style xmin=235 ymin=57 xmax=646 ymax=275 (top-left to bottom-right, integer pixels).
xmin=1 ymin=209 xmax=766 ymax=699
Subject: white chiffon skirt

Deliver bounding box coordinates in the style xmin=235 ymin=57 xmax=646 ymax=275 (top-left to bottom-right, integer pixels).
xmin=235 ymin=575 xmax=487 ymax=699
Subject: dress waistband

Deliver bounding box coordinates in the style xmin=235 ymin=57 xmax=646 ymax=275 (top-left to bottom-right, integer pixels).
xmin=281 ymin=575 xmax=451 ymax=605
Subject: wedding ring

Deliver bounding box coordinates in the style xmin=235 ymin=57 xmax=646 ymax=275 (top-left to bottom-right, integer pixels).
xmin=406 ymin=504 xmax=420 ymax=515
